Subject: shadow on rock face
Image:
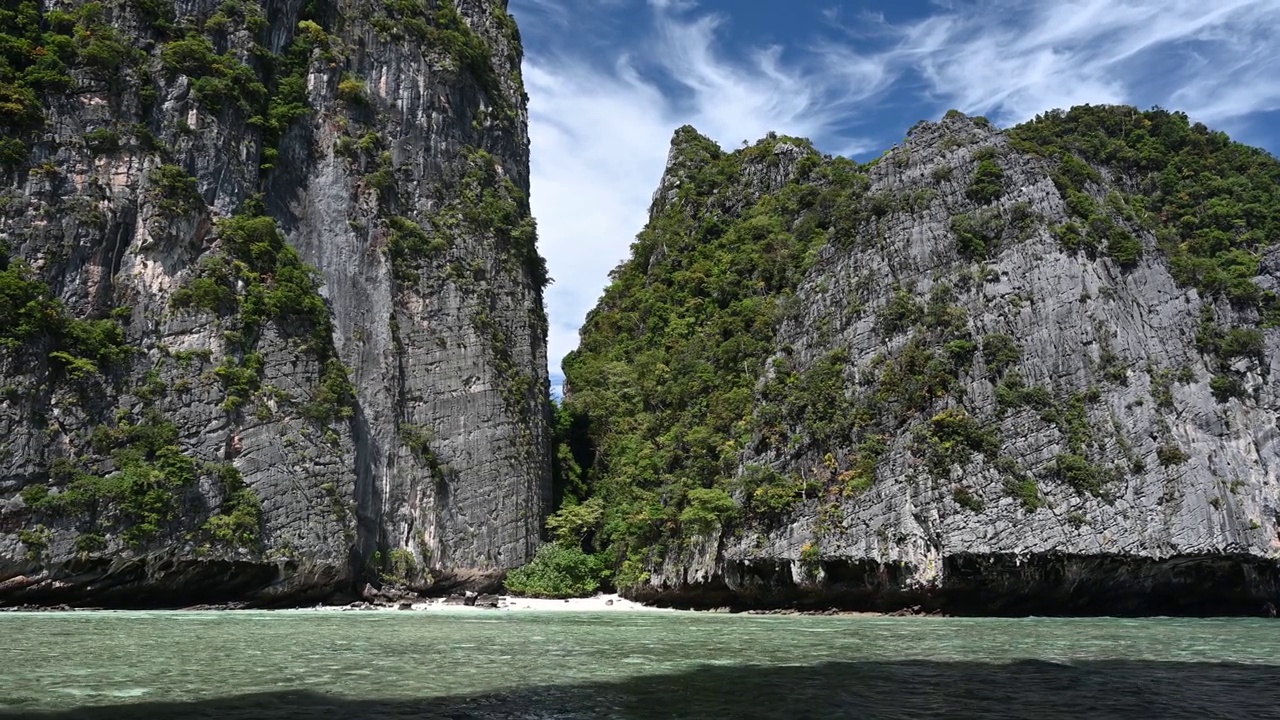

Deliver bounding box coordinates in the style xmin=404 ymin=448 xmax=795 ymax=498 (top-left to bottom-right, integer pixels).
xmin=5 ymin=659 xmax=1278 ymax=719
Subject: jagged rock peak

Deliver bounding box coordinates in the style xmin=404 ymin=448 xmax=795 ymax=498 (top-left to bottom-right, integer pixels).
xmin=650 ymin=126 xmax=723 ymax=217
xmin=651 ymin=126 xmax=821 ymax=219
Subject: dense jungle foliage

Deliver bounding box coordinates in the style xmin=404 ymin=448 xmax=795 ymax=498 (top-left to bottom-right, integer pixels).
xmin=1009 ymin=106 xmax=1280 ymax=313
xmin=539 ymin=106 xmax=1280 ymax=593
xmin=550 ymin=128 xmax=868 ymax=587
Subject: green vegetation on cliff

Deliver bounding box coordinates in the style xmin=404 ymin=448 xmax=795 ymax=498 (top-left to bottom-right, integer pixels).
xmin=1010 ymin=105 xmax=1280 ymax=309
xmin=364 ymin=0 xmax=512 ymax=122
xmin=0 ymin=253 xmax=131 ymax=379
xmin=0 ymin=1 xmax=142 ymax=166
xmin=21 ymin=409 xmax=259 ymax=548
xmin=172 ymin=201 xmax=355 ymax=425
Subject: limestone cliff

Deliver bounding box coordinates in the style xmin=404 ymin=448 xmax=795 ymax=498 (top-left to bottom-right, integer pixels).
xmin=560 ymin=108 xmax=1280 ymax=615
xmin=0 ymin=0 xmax=550 ymax=606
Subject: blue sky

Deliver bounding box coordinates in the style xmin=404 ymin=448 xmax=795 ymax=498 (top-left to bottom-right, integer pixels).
xmin=507 ymin=0 xmax=1280 ymax=389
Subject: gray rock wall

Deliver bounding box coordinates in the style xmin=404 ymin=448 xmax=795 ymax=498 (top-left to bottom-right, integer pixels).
xmin=0 ymin=0 xmax=549 ymax=606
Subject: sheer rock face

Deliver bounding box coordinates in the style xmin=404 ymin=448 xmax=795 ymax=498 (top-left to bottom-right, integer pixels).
xmin=0 ymin=0 xmax=549 ymax=606
xmin=629 ymin=116 xmax=1280 ymax=614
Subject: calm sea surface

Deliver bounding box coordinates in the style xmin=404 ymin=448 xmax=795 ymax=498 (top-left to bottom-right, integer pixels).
xmin=1 ymin=610 xmax=1277 ymax=719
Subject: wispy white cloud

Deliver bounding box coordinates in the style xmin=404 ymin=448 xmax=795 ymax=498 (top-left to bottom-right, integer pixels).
xmin=647 ymin=7 xmax=886 ymax=153
xmin=510 ymin=0 xmax=1280 ymax=382
xmin=522 ymin=59 xmax=671 ymax=389
xmin=515 ymin=0 xmax=889 ymax=383
xmin=895 ymin=0 xmax=1280 ymax=126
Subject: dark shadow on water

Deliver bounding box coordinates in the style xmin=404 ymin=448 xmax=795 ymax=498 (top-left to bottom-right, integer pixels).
xmin=5 ymin=659 xmax=1278 ymax=719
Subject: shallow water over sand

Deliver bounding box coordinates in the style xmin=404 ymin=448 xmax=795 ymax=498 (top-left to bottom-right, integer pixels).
xmin=2 ymin=610 xmax=1278 ymax=718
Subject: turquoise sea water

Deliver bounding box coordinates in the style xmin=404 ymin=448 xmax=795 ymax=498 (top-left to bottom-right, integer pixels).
xmin=1 ymin=610 xmax=1278 ymax=718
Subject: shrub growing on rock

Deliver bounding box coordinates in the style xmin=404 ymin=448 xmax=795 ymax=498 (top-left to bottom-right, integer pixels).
xmin=966 ymin=158 xmax=1005 ymax=204
xmin=503 ymin=544 xmax=608 ymax=598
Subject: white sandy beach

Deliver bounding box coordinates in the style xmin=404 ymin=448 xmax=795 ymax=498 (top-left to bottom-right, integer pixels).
xmin=309 ymin=592 xmax=685 ymax=613
xmin=495 ymin=593 xmax=677 ymax=612
xmin=413 ymin=593 xmax=679 ymax=613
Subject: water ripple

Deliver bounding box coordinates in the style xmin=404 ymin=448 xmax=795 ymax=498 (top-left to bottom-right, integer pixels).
xmin=1 ymin=612 xmax=1277 ymax=718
